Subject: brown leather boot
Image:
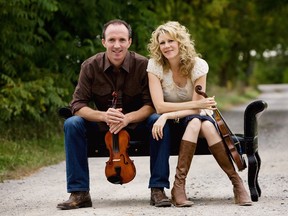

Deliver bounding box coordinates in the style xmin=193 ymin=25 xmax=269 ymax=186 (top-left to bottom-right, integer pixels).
xmin=209 ymin=141 xmax=252 ymax=206
xmin=57 ymin=191 xmax=92 ymax=210
xmin=150 ymin=188 xmax=171 ymax=207
xmin=171 ymin=140 xmax=196 ymax=207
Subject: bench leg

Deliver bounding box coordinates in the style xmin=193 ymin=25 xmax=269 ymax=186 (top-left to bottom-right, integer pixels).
xmin=255 ymin=152 xmax=262 ymax=197
xmin=247 ymin=151 xmax=261 ymax=201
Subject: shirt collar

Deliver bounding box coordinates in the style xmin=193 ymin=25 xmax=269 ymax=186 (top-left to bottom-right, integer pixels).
xmin=103 ymin=52 xmax=130 ymax=73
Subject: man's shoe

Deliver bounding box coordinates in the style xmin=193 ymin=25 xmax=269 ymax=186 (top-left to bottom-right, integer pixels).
xmin=57 ymin=191 xmax=92 ymax=210
xmin=150 ymin=188 xmax=171 ymax=207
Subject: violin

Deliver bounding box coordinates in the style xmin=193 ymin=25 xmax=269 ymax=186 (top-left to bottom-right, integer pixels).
xmin=105 ymin=91 xmax=136 ymax=184
xmin=195 ymin=85 xmax=246 ymax=171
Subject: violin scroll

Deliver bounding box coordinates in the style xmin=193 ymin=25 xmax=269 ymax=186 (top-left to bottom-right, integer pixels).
xmin=195 ymin=85 xmax=208 ymax=98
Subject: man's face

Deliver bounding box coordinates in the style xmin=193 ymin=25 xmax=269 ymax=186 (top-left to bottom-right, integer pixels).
xmin=102 ymin=24 xmax=132 ymax=68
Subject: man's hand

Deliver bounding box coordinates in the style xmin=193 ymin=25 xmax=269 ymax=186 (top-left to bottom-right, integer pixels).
xmin=105 ymin=108 xmax=125 ymax=125
xmin=106 ymin=108 xmax=130 ymax=134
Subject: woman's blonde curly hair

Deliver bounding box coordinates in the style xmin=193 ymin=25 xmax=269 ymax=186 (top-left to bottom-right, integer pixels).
xmin=147 ymin=21 xmax=199 ymax=78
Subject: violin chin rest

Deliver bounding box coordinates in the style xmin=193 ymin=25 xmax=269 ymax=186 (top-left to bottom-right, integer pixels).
xmin=107 ymin=166 xmax=123 ymax=184
xmin=107 ymin=175 xmax=123 ymax=185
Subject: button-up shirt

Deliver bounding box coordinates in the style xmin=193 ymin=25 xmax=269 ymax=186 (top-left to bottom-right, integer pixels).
xmin=70 ymin=51 xmax=153 ymax=123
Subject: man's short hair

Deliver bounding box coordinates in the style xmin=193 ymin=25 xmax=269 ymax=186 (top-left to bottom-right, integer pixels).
xmin=102 ymin=19 xmax=132 ymax=39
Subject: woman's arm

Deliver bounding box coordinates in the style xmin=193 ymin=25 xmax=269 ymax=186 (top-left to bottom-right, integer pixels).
xmin=148 ymin=73 xmax=215 ymax=114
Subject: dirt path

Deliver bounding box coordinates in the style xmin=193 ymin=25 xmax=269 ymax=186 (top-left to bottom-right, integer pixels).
xmin=1 ymin=84 xmax=287 ymax=216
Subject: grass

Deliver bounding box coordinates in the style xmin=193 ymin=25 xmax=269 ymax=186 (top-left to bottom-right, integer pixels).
xmin=0 ymin=86 xmax=260 ymax=182
xmin=0 ymin=135 xmax=64 ymax=182
xmin=0 ymin=115 xmax=65 ymax=182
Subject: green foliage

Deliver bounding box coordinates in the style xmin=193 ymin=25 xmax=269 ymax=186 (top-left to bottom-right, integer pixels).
xmin=0 ymin=0 xmax=67 ymax=121
xmin=185 ymin=0 xmax=288 ymax=86
xmin=251 ymin=54 xmax=288 ymax=85
xmin=0 ymin=73 xmax=68 ymax=121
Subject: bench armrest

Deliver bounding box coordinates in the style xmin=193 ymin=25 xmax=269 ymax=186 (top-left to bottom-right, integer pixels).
xmin=244 ymin=100 xmax=268 ymax=154
xmin=58 ymin=107 xmax=73 ymax=119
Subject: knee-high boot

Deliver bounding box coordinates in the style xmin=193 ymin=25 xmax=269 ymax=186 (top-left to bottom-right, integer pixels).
xmin=171 ymin=140 xmax=196 ymax=207
xmin=209 ymin=141 xmax=252 ymax=206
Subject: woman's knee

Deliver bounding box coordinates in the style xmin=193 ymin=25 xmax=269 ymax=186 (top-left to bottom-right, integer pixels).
xmin=201 ymin=121 xmax=215 ymax=130
xmin=186 ymin=118 xmax=201 ymax=132
xmin=201 ymin=121 xmax=219 ymax=136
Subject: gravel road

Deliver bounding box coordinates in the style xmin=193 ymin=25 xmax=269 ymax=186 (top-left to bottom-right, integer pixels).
xmin=0 ymin=84 xmax=287 ymax=216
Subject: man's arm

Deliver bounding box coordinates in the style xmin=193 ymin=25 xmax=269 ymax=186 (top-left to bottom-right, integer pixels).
xmin=75 ymin=106 xmax=125 ymax=126
xmin=125 ymin=105 xmax=154 ymax=124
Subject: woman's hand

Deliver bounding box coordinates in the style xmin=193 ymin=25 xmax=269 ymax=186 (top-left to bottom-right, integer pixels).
xmin=197 ymin=96 xmax=217 ymax=110
xmin=152 ymin=114 xmax=167 ymax=141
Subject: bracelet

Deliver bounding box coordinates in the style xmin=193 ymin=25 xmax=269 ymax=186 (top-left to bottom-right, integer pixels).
xmin=174 ymin=112 xmax=180 ymax=123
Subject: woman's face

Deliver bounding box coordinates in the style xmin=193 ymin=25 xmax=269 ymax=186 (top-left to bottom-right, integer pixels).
xmin=158 ymin=33 xmax=179 ymax=61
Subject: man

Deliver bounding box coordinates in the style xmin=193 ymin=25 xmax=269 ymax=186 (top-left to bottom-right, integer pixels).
xmin=57 ymin=19 xmax=155 ymax=210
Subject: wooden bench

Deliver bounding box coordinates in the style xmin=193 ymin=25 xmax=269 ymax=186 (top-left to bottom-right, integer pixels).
xmin=58 ymin=99 xmax=267 ymax=202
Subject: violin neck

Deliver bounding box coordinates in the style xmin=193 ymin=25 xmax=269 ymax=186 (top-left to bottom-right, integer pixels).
xmin=215 ymin=109 xmax=233 ymax=135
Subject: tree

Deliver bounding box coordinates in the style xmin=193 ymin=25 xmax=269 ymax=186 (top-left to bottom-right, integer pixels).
xmin=0 ymin=0 xmax=68 ymax=121
xmin=187 ymin=0 xmax=288 ymax=86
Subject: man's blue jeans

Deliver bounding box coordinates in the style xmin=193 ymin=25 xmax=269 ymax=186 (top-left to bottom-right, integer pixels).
xmin=64 ymin=116 xmax=92 ymax=193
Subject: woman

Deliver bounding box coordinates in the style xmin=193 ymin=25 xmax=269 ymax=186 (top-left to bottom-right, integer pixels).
xmin=147 ymin=21 xmax=252 ymax=207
